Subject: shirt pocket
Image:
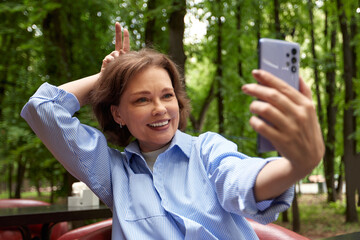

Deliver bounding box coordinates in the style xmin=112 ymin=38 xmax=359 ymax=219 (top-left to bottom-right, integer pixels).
xmin=125 ymin=174 xmax=166 ymax=221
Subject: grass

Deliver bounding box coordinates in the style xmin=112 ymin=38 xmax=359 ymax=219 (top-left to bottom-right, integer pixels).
xmin=0 ymin=191 xmax=52 ymax=203
xmin=275 ymin=194 xmax=360 ymax=239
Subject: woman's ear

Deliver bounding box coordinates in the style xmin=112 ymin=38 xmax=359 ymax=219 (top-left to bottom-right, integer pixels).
xmin=111 ymin=105 xmax=123 ymax=125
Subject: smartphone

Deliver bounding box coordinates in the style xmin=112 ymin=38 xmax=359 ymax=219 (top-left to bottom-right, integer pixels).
xmin=257 ymin=38 xmax=300 ymax=153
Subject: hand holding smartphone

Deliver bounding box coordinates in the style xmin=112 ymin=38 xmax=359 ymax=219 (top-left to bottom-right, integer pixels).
xmin=257 ymin=38 xmax=300 ymax=153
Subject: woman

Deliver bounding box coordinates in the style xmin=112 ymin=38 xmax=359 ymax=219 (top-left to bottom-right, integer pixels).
xmin=21 ymin=23 xmax=324 ymax=239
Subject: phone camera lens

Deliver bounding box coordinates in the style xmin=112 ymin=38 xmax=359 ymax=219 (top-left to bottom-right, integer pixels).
xmin=291 ymin=57 xmax=297 ymax=63
xmin=291 ymin=48 xmax=297 ymax=55
xmin=291 ymin=66 xmax=297 ymax=73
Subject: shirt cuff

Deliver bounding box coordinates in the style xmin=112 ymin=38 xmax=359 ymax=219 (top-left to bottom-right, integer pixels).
xmin=29 ymin=82 xmax=80 ymax=116
xmin=245 ymin=157 xmax=295 ymax=224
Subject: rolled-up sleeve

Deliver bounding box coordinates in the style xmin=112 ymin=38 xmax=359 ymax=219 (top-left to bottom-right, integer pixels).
xmin=199 ymin=132 xmax=294 ymax=224
xmin=21 ymin=83 xmax=114 ymax=208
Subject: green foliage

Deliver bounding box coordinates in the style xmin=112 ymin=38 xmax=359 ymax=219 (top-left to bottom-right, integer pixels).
xmin=115 ymin=0 xmax=170 ymax=51
xmin=1 ymin=0 xmax=360 ymax=212
xmin=0 ymin=0 xmax=119 ymax=198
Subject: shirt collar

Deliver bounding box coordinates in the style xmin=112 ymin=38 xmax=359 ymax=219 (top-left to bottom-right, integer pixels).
xmin=124 ymin=130 xmax=193 ymax=164
xmin=169 ymin=130 xmax=193 ymax=158
xmin=124 ymin=140 xmax=141 ymax=164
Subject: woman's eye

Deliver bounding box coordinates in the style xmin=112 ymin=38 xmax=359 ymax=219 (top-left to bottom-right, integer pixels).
xmin=135 ymin=97 xmax=148 ymax=103
xmin=163 ymin=93 xmax=174 ymax=99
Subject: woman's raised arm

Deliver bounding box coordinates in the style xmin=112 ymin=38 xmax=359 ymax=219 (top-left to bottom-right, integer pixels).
xmin=59 ymin=22 xmax=130 ymax=107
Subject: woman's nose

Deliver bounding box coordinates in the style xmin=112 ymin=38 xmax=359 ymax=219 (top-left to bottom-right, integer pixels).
xmin=152 ymin=100 xmax=167 ymax=116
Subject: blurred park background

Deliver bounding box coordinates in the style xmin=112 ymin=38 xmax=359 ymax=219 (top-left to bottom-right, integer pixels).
xmin=1 ymin=0 xmax=360 ymax=238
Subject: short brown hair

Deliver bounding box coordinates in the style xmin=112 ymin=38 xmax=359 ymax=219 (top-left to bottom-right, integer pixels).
xmin=90 ymin=48 xmax=191 ymax=147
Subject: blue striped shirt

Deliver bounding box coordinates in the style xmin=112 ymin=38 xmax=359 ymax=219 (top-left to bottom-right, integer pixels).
xmin=21 ymin=83 xmax=294 ymax=240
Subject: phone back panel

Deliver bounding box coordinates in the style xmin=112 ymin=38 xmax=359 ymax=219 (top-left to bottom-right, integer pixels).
xmin=257 ymin=38 xmax=300 ymax=153
xmin=259 ymin=38 xmax=300 ymax=90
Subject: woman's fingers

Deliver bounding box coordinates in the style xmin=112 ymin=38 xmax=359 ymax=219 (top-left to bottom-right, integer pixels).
xmin=123 ymin=28 xmax=130 ymax=52
xmin=101 ymin=51 xmax=119 ymax=72
xmin=251 ymin=70 xmax=306 ymax=105
xmin=299 ymin=76 xmax=312 ymax=100
xmin=115 ymin=22 xmax=130 ymax=53
xmin=103 ymin=52 xmax=117 ymax=64
xmin=115 ymin=22 xmax=122 ymax=52
xmin=242 ymin=69 xmax=324 ymax=169
xmin=244 ymin=69 xmax=316 ymax=121
xmin=242 ymin=83 xmax=298 ymax=116
xmin=100 ymin=23 xmax=129 ymax=74
xmin=249 ymin=99 xmax=293 ymax=130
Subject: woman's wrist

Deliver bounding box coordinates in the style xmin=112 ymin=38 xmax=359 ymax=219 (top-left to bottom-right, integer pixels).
xmin=59 ymin=73 xmax=100 ymax=107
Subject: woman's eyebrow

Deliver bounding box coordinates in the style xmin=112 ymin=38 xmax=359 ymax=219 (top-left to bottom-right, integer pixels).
xmin=131 ymin=87 xmax=174 ymax=96
xmin=130 ymin=90 xmax=151 ymax=96
xmin=162 ymin=87 xmax=175 ymax=92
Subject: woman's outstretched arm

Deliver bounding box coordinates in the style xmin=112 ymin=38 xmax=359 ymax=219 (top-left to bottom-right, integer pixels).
xmin=242 ymin=70 xmax=324 ymax=202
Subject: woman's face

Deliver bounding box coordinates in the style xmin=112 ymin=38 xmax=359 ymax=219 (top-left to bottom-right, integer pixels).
xmin=111 ymin=66 xmax=180 ymax=152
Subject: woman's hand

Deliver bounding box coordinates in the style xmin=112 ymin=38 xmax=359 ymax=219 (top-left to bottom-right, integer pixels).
xmin=242 ymin=70 xmax=324 ymax=201
xmin=59 ymin=22 xmax=130 ymax=107
xmin=100 ymin=22 xmax=130 ymax=73
xmin=242 ymin=70 xmax=324 ymax=176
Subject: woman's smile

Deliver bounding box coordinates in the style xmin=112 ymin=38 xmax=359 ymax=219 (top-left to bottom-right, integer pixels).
xmin=148 ymin=119 xmax=170 ymax=128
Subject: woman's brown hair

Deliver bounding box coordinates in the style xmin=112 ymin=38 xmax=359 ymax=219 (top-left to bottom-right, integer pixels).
xmin=90 ymin=48 xmax=191 ymax=147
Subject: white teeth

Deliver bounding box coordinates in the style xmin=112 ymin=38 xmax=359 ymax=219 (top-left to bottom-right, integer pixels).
xmin=149 ymin=120 xmax=169 ymax=127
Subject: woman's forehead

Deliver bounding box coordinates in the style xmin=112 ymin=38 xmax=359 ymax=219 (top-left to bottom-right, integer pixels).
xmin=122 ymin=67 xmax=173 ymax=93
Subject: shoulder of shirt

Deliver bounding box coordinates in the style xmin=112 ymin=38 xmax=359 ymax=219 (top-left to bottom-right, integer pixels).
xmin=195 ymin=131 xmax=243 ymax=157
xmin=173 ymin=131 xmax=232 ymax=154
xmin=197 ymin=131 xmax=230 ymax=144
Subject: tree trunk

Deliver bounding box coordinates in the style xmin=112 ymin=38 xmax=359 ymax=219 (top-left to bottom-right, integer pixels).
xmin=282 ymin=210 xmax=289 ymax=223
xmin=255 ymin=0 xmax=262 ymax=42
xmin=236 ymin=2 xmax=243 ymax=78
xmin=350 ymin=0 xmax=360 ymax=210
xmin=350 ymin=9 xmax=357 ymax=81
xmin=145 ymin=0 xmax=156 ymax=47
xmin=336 ymin=158 xmax=344 ymax=199
xmin=273 ymin=0 xmax=284 ymax=39
xmin=308 ymin=0 xmax=323 ymax=129
xmin=7 ymin=163 xmax=13 ymax=198
xmin=216 ymin=0 xmax=224 ymax=134
xmin=42 ymin=8 xmax=70 ymax=85
xmin=1 ymin=35 xmax=14 ymax=198
xmin=273 ymin=0 xmax=280 ymax=37
xmin=15 ymin=156 xmax=26 ymax=199
xmin=35 ymin=180 xmax=42 ymax=197
xmin=168 ymin=0 xmax=186 ymax=79
xmin=336 ymin=0 xmax=359 ymax=223
xmin=323 ymin=2 xmax=337 ymax=203
xmin=0 ymin=77 xmax=6 ymax=121
xmin=189 ymin=79 xmax=216 ymax=132
xmin=292 ymin=190 xmax=300 ymax=232
xmin=50 ymin=174 xmax=55 ymax=204
xmin=64 ymin=172 xmax=78 ymax=197
xmin=0 ymin=33 xmax=14 ymax=120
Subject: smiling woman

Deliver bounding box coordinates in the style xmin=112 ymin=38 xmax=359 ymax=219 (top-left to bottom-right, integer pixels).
xmin=109 ymin=66 xmax=180 ymax=152
xmin=21 ymin=22 xmax=324 ymax=239
xmin=90 ymin=49 xmax=190 ymax=148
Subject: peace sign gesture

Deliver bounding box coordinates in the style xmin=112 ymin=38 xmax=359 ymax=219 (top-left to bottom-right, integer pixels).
xmin=115 ymin=22 xmax=130 ymax=53
xmin=101 ymin=22 xmax=130 ymax=73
